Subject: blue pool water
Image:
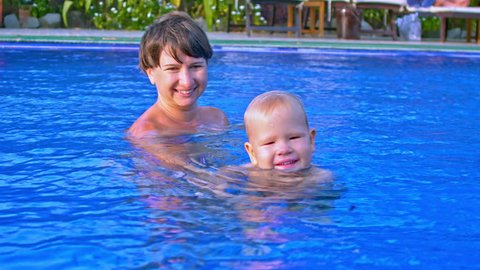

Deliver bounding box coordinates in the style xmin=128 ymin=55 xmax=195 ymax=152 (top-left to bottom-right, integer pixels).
xmin=1 ymin=43 xmax=480 ymax=269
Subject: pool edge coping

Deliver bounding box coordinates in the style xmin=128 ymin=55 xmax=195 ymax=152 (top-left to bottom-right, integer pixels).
xmin=1 ymin=34 xmax=480 ymax=53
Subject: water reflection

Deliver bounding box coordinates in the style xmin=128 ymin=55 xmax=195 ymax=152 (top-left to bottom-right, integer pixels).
xmin=213 ymin=166 xmax=338 ymax=243
xmin=127 ymin=130 xmax=344 ymax=268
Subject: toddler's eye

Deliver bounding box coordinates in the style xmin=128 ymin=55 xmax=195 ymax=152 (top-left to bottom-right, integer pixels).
xmin=263 ymin=141 xmax=274 ymax=146
xmin=290 ymin=136 xmax=301 ymax=140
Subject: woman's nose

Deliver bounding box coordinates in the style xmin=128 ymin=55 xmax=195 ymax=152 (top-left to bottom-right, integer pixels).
xmin=178 ymin=67 xmax=194 ymax=88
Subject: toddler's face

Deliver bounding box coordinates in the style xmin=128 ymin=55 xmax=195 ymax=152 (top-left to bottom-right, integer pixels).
xmin=244 ymin=106 xmax=315 ymax=172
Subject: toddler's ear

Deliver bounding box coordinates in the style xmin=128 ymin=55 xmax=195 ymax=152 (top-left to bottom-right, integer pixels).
xmin=309 ymin=129 xmax=317 ymax=150
xmin=244 ymin=142 xmax=257 ymax=166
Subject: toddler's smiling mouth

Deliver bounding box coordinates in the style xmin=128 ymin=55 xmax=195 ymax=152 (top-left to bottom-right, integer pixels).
xmin=275 ymin=159 xmax=299 ymax=170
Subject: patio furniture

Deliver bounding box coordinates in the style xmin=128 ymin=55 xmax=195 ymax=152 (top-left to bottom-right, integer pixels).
xmin=228 ymin=0 xmax=326 ymax=36
xmin=245 ymin=0 xmax=305 ymax=37
xmin=408 ymin=6 xmax=480 ymax=43
xmin=301 ymin=0 xmax=326 ymax=37
xmin=328 ymin=0 xmax=407 ymax=40
xmin=435 ymin=7 xmax=480 ymax=43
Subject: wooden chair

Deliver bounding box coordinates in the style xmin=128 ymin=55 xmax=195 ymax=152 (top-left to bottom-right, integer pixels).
xmin=299 ymin=0 xmax=326 ymax=37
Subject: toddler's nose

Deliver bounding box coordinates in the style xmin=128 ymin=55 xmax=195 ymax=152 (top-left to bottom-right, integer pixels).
xmin=276 ymin=141 xmax=292 ymax=155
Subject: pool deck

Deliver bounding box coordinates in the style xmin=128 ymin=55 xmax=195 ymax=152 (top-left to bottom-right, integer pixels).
xmin=1 ymin=28 xmax=480 ymax=52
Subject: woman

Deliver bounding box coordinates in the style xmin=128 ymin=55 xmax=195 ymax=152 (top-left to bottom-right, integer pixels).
xmin=128 ymin=11 xmax=229 ymax=138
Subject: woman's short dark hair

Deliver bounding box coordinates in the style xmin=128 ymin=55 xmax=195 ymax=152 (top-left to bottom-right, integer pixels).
xmin=139 ymin=11 xmax=213 ymax=72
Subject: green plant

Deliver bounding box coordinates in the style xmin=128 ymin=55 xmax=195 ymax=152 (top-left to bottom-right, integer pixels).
xmin=31 ymin=0 xmax=55 ymax=18
xmin=194 ymin=0 xmax=264 ymax=31
xmin=362 ymin=9 xmax=387 ymax=30
xmin=91 ymin=0 xmax=176 ymax=30
xmin=203 ymin=0 xmax=215 ymax=30
xmin=62 ymin=0 xmax=92 ymax=27
xmin=19 ymin=0 xmax=34 ymax=6
xmin=421 ymin=17 xmax=440 ymax=33
xmin=5 ymin=0 xmax=33 ymax=8
xmin=50 ymin=0 xmax=263 ymax=30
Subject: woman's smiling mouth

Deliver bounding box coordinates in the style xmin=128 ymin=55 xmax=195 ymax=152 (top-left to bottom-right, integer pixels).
xmin=177 ymin=89 xmax=194 ymax=96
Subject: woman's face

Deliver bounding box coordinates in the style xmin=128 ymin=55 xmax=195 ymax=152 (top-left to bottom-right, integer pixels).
xmin=147 ymin=49 xmax=208 ymax=110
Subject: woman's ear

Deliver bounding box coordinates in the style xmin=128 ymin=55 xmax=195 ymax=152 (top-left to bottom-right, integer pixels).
xmin=146 ymin=68 xmax=155 ymax=85
xmin=309 ymin=128 xmax=317 ymax=151
xmin=244 ymin=142 xmax=257 ymax=166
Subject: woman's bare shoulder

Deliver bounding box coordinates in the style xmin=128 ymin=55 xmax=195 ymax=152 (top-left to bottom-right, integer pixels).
xmin=127 ymin=106 xmax=163 ymax=138
xmin=128 ymin=118 xmax=157 ymax=138
xmin=199 ymin=106 xmax=229 ymax=126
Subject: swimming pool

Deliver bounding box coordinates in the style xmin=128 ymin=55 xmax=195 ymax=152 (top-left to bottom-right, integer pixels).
xmin=1 ymin=42 xmax=479 ymax=269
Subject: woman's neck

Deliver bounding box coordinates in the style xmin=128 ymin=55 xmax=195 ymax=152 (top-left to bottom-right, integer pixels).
xmin=155 ymin=100 xmax=199 ymax=126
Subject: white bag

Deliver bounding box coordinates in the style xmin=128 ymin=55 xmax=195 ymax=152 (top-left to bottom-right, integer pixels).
xmin=396 ymin=13 xmax=422 ymax=41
